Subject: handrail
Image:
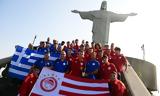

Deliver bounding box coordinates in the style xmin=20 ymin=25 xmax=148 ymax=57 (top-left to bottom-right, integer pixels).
xmin=126 ymin=57 xmax=157 ymax=91
xmin=123 ymin=62 xmax=151 ymax=96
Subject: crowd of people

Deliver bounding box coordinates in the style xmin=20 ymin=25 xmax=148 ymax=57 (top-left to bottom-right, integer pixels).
xmin=18 ymin=37 xmax=128 ymax=96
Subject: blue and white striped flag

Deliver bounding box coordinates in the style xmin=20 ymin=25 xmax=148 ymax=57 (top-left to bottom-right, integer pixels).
xmin=8 ymin=45 xmax=60 ymax=80
xmin=8 ymin=45 xmax=34 ymax=80
xmin=28 ymin=51 xmax=45 ymax=64
xmin=28 ymin=51 xmax=58 ymax=65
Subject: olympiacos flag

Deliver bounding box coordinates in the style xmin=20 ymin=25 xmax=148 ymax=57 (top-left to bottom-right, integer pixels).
xmin=30 ymin=67 xmax=110 ymax=96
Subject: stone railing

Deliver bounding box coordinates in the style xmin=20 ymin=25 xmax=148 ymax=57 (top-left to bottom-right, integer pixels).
xmin=123 ymin=61 xmax=151 ymax=96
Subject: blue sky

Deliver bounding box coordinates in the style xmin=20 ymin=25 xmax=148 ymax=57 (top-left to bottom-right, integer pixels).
xmin=1 ymin=0 xmax=160 ymax=64
xmin=0 ymin=0 xmax=160 ymax=93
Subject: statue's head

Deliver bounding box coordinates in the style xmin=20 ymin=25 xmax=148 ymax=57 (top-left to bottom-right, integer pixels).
xmin=100 ymin=1 xmax=107 ymax=10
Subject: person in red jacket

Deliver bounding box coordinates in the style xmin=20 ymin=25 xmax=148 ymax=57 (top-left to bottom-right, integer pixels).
xmin=66 ymin=48 xmax=74 ymax=64
xmin=103 ymin=48 xmax=112 ymax=63
xmin=74 ymin=39 xmax=79 ymax=51
xmin=18 ymin=66 xmax=40 ymax=96
xmin=109 ymin=72 xmax=128 ymax=96
xmin=85 ymin=41 xmax=90 ymax=50
xmin=84 ymin=48 xmax=93 ymax=61
xmin=96 ymin=49 xmax=103 ymax=64
xmin=110 ymin=43 xmax=115 ymax=53
xmin=91 ymin=41 xmax=95 ymax=51
xmin=99 ymin=56 xmax=117 ymax=81
xmin=110 ymin=47 xmax=127 ymax=79
xmin=94 ymin=43 xmax=102 ymax=53
xmin=69 ymin=50 xmax=86 ymax=77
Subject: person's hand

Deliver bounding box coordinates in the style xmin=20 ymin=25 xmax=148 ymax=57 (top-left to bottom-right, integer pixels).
xmin=71 ymin=10 xmax=79 ymax=13
xmin=129 ymin=13 xmax=137 ymax=16
xmin=82 ymin=72 xmax=87 ymax=77
xmin=123 ymin=63 xmax=128 ymax=72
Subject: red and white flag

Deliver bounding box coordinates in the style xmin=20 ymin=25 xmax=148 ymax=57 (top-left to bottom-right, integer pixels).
xmin=30 ymin=67 xmax=110 ymax=96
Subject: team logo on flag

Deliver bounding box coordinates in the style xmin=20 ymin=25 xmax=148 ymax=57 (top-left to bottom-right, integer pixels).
xmin=40 ymin=77 xmax=57 ymax=92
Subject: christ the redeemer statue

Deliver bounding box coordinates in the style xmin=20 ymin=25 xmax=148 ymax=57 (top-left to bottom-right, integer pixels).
xmin=72 ymin=1 xmax=137 ymax=45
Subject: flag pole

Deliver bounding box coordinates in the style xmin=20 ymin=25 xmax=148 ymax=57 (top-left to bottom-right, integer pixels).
xmin=143 ymin=48 xmax=145 ymax=60
xmin=141 ymin=44 xmax=145 ymax=60
xmin=32 ymin=35 xmax=37 ymax=45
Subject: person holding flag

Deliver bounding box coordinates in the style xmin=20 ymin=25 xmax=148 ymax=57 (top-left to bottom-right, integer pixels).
xmin=18 ymin=66 xmax=41 ymax=96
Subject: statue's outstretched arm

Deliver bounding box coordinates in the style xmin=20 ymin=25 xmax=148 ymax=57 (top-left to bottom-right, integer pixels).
xmin=71 ymin=10 xmax=94 ymax=21
xmin=127 ymin=13 xmax=137 ymax=16
xmin=71 ymin=10 xmax=80 ymax=13
xmin=110 ymin=11 xmax=137 ymax=23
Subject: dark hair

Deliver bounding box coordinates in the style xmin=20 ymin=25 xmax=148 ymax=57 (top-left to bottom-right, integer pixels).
xmin=91 ymin=41 xmax=95 ymax=44
xmin=40 ymin=41 xmax=45 ymax=44
xmin=61 ymin=41 xmax=65 ymax=45
xmin=33 ymin=65 xmax=41 ymax=70
xmin=80 ymin=44 xmax=84 ymax=48
xmin=102 ymin=55 xmax=108 ymax=59
xmin=114 ymin=47 xmax=121 ymax=52
xmin=98 ymin=49 xmax=103 ymax=52
xmin=78 ymin=50 xmax=84 ymax=54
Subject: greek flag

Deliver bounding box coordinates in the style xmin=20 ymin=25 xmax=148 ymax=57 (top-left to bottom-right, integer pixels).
xmin=28 ymin=51 xmax=45 ymax=64
xmin=28 ymin=51 xmax=58 ymax=65
xmin=8 ymin=45 xmax=34 ymax=80
xmin=8 ymin=45 xmax=59 ymax=80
